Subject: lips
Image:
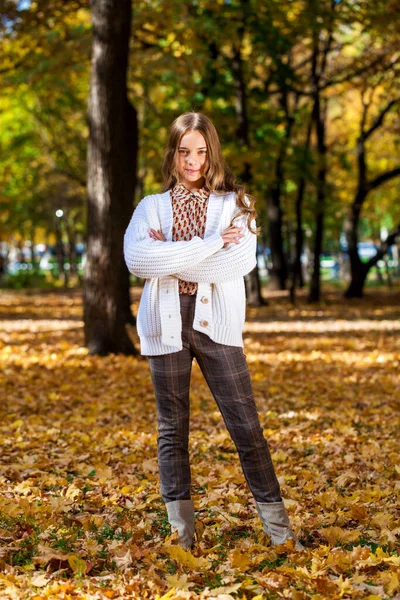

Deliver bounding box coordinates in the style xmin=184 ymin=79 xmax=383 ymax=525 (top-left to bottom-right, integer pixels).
xmin=185 ymin=169 xmax=199 ymax=173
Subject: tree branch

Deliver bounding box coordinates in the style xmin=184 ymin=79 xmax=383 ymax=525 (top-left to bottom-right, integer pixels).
xmin=365 ymin=224 xmax=400 ymax=269
xmin=368 ymin=166 xmax=400 ymax=191
xmin=364 ymin=98 xmax=400 ymax=140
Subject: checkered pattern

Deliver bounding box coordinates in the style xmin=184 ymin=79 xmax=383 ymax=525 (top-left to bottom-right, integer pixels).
xmin=147 ymin=293 xmax=282 ymax=503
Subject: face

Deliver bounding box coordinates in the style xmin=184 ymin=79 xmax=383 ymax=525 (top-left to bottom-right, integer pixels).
xmin=175 ymin=129 xmax=208 ymax=188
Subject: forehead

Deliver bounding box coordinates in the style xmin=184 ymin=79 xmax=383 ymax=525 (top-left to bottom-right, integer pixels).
xmin=178 ymin=130 xmax=207 ymax=148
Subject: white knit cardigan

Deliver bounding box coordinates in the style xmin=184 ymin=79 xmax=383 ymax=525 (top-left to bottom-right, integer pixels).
xmin=123 ymin=189 xmax=257 ymax=355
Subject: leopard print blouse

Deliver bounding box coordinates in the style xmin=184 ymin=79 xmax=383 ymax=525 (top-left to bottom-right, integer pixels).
xmin=171 ymin=181 xmax=210 ymax=295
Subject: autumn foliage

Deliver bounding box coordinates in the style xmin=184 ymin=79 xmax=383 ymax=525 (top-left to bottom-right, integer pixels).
xmin=0 ymin=286 xmax=399 ymax=598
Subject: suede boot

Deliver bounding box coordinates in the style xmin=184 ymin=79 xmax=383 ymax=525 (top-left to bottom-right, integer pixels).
xmin=255 ymin=500 xmax=306 ymax=551
xmin=165 ymin=499 xmax=195 ymax=550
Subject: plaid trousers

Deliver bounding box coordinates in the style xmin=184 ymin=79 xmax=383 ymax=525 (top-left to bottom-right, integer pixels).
xmin=146 ymin=292 xmax=282 ymax=504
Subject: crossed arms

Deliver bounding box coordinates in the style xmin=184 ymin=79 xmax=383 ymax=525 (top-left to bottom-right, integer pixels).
xmin=123 ymin=195 xmax=257 ymax=283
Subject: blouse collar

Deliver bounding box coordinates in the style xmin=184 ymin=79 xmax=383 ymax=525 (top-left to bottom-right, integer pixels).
xmin=172 ymin=181 xmax=210 ymax=203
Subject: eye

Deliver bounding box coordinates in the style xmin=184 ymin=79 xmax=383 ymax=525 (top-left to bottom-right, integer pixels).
xmin=178 ymin=150 xmax=207 ymax=154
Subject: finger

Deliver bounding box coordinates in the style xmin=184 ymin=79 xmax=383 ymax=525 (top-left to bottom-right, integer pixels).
xmin=223 ymin=237 xmax=243 ymax=244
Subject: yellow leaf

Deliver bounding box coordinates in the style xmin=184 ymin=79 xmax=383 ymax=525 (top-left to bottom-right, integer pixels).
xmin=65 ymin=483 xmax=82 ymax=500
xmin=303 ymin=480 xmax=315 ymax=492
xmin=210 ymin=583 xmax=243 ymax=595
xmin=155 ymin=589 xmax=177 ymax=600
xmin=320 ymin=526 xmax=360 ymax=545
xmin=165 ymin=545 xmax=209 ymax=571
xmin=229 ymin=548 xmax=251 ymax=570
xmin=166 ymin=573 xmax=193 ymax=591
xmin=67 ymin=554 xmax=87 ymax=576
xmin=194 ymin=519 xmax=206 ymax=543
xmin=371 ymin=512 xmax=393 ymax=529
xmin=380 ymin=571 xmax=399 ymax=596
xmin=284 ymin=475 xmax=297 ymax=482
xmin=271 ymin=450 xmax=289 ymax=462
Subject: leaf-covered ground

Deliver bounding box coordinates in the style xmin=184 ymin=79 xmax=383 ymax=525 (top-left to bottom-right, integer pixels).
xmin=0 ymin=286 xmax=399 ymax=600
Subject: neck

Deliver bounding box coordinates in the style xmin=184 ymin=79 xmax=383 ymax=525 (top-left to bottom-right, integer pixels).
xmin=176 ymin=178 xmax=206 ymax=193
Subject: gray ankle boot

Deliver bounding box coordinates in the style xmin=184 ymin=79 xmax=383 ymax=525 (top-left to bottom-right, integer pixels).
xmin=255 ymin=500 xmax=306 ymax=551
xmin=165 ymin=499 xmax=195 ymax=550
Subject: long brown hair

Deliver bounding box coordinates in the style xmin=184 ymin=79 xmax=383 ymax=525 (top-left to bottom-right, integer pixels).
xmin=161 ymin=112 xmax=260 ymax=235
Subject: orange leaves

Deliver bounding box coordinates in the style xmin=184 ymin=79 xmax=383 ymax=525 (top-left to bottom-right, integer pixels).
xmin=313 ymin=575 xmax=338 ymax=595
xmin=165 ymin=573 xmax=194 ymax=592
xmin=163 ymin=545 xmax=209 ymax=571
xmin=228 ymin=548 xmax=251 ymax=570
xmin=349 ymin=504 xmax=369 ymax=523
xmin=271 ymin=449 xmax=289 ymax=463
xmin=1 ymin=288 xmax=400 ymax=598
xmin=319 ymin=526 xmax=361 ymax=545
xmin=32 ymin=546 xmax=92 ymax=576
xmin=32 ymin=545 xmax=70 ymax=567
xmin=383 ymin=571 xmax=400 ymax=596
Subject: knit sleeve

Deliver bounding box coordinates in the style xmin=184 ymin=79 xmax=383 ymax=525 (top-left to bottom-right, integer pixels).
xmin=171 ymin=209 xmax=257 ymax=284
xmin=123 ymin=195 xmax=225 ymax=279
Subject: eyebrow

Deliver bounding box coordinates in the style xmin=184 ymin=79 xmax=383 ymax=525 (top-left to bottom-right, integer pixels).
xmin=178 ymin=146 xmax=207 ymax=149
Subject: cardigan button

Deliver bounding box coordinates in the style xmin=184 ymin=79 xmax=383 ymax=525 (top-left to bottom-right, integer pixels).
xmin=200 ymin=320 xmax=209 ymax=327
xmin=201 ymin=296 xmax=209 ymax=304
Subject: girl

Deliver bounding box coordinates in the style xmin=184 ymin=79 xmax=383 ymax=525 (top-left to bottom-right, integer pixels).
xmin=123 ymin=112 xmax=305 ymax=552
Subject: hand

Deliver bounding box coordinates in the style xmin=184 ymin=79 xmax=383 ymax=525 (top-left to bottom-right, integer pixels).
xmin=220 ymin=226 xmax=245 ymax=248
xmin=149 ymin=228 xmax=166 ymax=242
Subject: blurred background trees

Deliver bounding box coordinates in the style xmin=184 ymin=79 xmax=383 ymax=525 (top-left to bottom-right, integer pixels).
xmin=1 ymin=0 xmax=399 ymax=352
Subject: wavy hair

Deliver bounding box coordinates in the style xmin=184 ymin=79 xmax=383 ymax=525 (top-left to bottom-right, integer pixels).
xmin=161 ymin=111 xmax=260 ymax=235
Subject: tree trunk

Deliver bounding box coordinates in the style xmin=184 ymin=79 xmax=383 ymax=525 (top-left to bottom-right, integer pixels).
xmin=267 ymin=179 xmax=287 ymax=291
xmin=308 ymin=77 xmax=327 ymax=302
xmin=245 ymin=264 xmax=264 ymax=306
xmin=231 ymin=19 xmax=266 ymax=306
xmin=290 ymin=117 xmax=312 ymax=303
xmin=30 ymin=225 xmax=36 ymax=271
xmin=83 ymin=0 xmax=138 ymax=356
xmin=344 ymin=92 xmax=400 ymax=298
xmin=308 ymin=204 xmax=324 ymax=302
xmin=345 ymin=218 xmax=400 ymax=298
xmin=55 ymin=224 xmax=68 ymax=288
xmin=120 ymin=101 xmax=139 ymax=325
xmin=266 ymin=88 xmax=296 ymax=291
xmin=344 ymin=263 xmax=368 ymax=298
xmin=65 ymin=224 xmax=78 ymax=278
